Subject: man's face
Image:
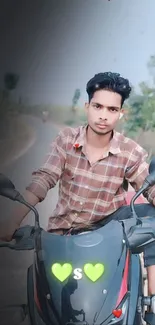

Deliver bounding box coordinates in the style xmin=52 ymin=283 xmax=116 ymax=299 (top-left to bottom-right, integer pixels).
xmin=85 ymin=89 xmax=123 ymax=136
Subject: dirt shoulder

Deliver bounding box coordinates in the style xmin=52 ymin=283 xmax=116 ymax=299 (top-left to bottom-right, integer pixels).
xmin=0 ymin=115 xmax=36 ymax=168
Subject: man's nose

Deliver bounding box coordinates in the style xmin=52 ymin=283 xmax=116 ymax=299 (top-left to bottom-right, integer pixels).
xmin=99 ymin=108 xmax=108 ymax=120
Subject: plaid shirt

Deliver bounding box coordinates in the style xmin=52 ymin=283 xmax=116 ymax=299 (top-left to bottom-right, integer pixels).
xmin=26 ymin=125 xmax=155 ymax=230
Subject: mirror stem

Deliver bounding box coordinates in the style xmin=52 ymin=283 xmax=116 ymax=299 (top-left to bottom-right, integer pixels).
xmin=130 ymin=181 xmax=150 ymax=219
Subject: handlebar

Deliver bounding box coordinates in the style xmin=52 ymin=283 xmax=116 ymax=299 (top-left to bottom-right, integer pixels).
xmin=0 ymin=166 xmax=154 ymax=251
xmin=0 ymin=225 xmax=35 ymax=250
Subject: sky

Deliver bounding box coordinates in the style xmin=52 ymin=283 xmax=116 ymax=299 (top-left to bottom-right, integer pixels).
xmin=0 ymin=0 xmax=155 ymax=106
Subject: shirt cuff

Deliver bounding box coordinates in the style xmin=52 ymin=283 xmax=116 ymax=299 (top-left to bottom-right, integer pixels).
xmin=26 ymin=182 xmax=47 ymax=202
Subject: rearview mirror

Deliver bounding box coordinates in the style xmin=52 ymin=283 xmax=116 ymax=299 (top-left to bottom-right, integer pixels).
xmin=149 ymin=156 xmax=155 ymax=174
xmin=124 ymin=216 xmax=155 ymax=254
xmin=0 ymin=173 xmax=21 ymax=201
xmin=144 ymin=156 xmax=155 ymax=187
xmin=0 ymin=173 xmax=15 ymax=190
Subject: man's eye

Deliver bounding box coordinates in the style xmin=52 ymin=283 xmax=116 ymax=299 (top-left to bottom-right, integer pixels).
xmin=94 ymin=104 xmax=100 ymax=109
xmin=110 ymin=108 xmax=117 ymax=112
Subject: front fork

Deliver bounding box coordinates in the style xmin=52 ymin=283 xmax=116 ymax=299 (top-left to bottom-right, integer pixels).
xmin=139 ymin=257 xmax=155 ymax=324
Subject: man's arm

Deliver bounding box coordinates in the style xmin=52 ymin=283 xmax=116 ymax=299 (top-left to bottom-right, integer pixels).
xmin=125 ymin=145 xmax=155 ymax=205
xmin=10 ymin=130 xmax=67 ymax=226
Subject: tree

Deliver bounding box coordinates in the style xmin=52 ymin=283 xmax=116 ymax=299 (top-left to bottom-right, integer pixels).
xmin=121 ymin=90 xmax=144 ymax=137
xmin=0 ymin=72 xmax=20 ymax=116
xmin=147 ymin=55 xmax=155 ymax=82
xmin=4 ymin=72 xmax=19 ymax=91
xmin=3 ymin=72 xmax=19 ymax=100
xmin=71 ymin=88 xmax=81 ymax=113
xmin=122 ymin=55 xmax=155 ymax=160
xmin=124 ymin=55 xmax=155 ymax=138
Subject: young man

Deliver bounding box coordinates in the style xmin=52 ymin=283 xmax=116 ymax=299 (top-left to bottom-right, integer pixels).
xmin=1 ymin=72 xmax=155 ymax=310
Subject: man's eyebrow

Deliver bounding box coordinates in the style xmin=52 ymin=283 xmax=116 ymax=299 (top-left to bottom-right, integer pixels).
xmin=91 ymin=101 xmax=103 ymax=106
xmin=108 ymin=106 xmax=120 ymax=109
xmin=92 ymin=101 xmax=120 ymax=109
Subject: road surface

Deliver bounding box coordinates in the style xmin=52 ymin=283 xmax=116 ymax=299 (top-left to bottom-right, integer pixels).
xmin=0 ymin=115 xmax=61 ymax=324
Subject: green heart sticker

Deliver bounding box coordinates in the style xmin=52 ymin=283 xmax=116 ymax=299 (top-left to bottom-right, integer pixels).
xmin=51 ymin=263 xmax=72 ymax=282
xmin=84 ymin=263 xmax=104 ymax=282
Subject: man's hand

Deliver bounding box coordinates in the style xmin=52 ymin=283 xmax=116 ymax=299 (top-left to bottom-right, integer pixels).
xmin=0 ymin=220 xmax=20 ymax=242
xmin=0 ymin=191 xmax=39 ymax=243
xmin=152 ymin=198 xmax=155 ymax=206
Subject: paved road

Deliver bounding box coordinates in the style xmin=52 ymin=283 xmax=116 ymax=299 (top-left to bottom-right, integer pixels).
xmin=0 ymin=116 xmax=61 ymax=324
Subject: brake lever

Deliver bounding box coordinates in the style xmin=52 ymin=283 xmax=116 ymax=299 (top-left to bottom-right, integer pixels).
xmin=0 ymin=225 xmax=35 ymax=250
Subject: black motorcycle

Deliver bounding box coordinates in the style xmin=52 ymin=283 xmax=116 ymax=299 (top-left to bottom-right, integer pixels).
xmin=1 ymin=158 xmax=155 ymax=325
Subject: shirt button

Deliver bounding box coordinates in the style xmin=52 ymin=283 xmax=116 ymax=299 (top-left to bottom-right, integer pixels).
xmin=85 ymin=185 xmax=88 ymax=189
xmin=80 ymin=202 xmax=83 ymax=205
xmin=74 ymin=213 xmax=78 ymax=217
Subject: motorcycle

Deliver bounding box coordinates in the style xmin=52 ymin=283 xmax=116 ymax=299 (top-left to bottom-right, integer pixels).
xmin=1 ymin=158 xmax=155 ymax=325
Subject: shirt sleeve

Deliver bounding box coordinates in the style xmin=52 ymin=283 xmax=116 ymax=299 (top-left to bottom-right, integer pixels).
xmin=26 ymin=130 xmax=67 ymax=202
xmin=125 ymin=145 xmax=155 ymax=204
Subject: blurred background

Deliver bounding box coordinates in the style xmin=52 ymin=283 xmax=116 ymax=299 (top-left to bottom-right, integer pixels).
xmin=0 ymin=0 xmax=155 ymax=324
xmin=1 ymin=0 xmax=155 ymax=165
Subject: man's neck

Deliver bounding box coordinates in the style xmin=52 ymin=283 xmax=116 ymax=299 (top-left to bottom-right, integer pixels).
xmin=86 ymin=126 xmax=113 ymax=149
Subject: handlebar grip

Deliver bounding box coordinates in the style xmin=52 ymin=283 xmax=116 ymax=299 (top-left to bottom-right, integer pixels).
xmin=0 ymin=225 xmax=35 ymax=250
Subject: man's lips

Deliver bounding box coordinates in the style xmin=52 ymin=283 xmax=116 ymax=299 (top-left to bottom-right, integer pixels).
xmin=96 ymin=123 xmax=108 ymax=128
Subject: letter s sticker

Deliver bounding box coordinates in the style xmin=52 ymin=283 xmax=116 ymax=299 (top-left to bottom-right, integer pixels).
xmin=73 ymin=268 xmax=83 ymax=280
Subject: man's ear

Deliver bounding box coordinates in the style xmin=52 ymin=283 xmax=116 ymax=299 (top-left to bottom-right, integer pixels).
xmin=119 ymin=108 xmax=125 ymax=120
xmin=121 ymin=108 xmax=129 ymax=121
xmin=119 ymin=112 xmax=124 ymax=120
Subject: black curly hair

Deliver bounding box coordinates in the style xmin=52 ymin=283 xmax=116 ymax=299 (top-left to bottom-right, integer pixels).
xmin=86 ymin=72 xmax=132 ymax=106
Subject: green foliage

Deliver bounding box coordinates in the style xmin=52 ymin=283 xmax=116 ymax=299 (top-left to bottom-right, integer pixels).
xmin=71 ymin=88 xmax=81 ymax=113
xmin=147 ymin=55 xmax=155 ymax=80
xmin=72 ymin=89 xmax=81 ymax=105
xmin=125 ymin=55 xmax=155 ymax=137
